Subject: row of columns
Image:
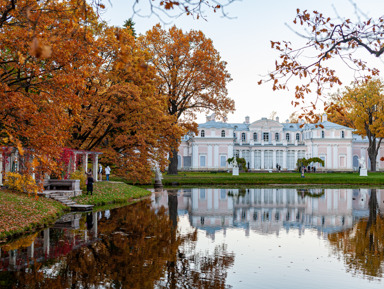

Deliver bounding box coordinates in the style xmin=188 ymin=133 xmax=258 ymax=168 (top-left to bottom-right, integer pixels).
xmin=189 ymin=143 xmax=359 ymax=170
xmin=72 ymin=152 xmax=100 ymax=181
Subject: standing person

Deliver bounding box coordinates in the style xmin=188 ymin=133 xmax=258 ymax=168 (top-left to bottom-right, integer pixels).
xmin=98 ymin=164 xmax=103 ymax=181
xmin=87 ymin=171 xmax=94 ymax=195
xmin=105 ymin=165 xmax=111 ymax=181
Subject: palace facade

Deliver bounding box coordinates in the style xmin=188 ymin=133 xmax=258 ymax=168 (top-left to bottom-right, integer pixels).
xmin=177 ymin=114 xmax=383 ymax=171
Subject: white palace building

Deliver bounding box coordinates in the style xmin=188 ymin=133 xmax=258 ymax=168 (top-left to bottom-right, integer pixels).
xmin=177 ymin=114 xmax=384 ymax=171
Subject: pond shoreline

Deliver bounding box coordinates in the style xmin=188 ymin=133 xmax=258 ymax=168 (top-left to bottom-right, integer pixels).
xmin=0 ymin=182 xmax=151 ymax=243
xmin=2 ymin=172 xmax=383 ymax=242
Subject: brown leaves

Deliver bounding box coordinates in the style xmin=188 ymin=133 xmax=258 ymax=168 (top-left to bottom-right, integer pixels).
xmin=30 ymin=38 xmax=52 ymax=59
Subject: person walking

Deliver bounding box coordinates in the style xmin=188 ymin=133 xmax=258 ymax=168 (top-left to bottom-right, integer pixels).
xmin=98 ymin=164 xmax=103 ymax=181
xmin=86 ymin=171 xmax=94 ymax=195
xmin=105 ymin=165 xmax=111 ymax=181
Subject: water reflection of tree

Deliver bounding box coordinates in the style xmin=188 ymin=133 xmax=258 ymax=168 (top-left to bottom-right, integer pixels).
xmin=163 ymin=189 xmax=235 ymax=289
xmin=6 ymin=199 xmax=235 ymax=288
xmin=328 ymin=189 xmax=384 ymax=279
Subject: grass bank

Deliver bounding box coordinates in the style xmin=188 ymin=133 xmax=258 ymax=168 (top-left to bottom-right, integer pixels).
xmin=0 ymin=188 xmax=68 ymax=241
xmin=72 ymin=181 xmax=151 ymax=207
xmin=158 ymin=172 xmax=384 ymax=186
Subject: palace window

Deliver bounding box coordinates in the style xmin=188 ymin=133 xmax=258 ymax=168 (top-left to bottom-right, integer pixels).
xmin=263 ymin=132 xmax=269 ymax=142
xmin=286 ymin=133 xmax=290 ymax=142
xmin=296 ymin=133 xmax=300 ymax=141
xmin=275 ymin=133 xmax=279 ymax=141
xmin=341 ymin=131 xmax=345 ymax=138
xmin=321 ymin=131 xmax=325 ymax=138
xmin=200 ymin=155 xmax=206 ymax=167
xmin=253 ymin=132 xmax=258 ymax=141
xmin=221 ymin=130 xmax=226 ymax=137
xmin=220 ymin=155 xmax=227 ymax=167
xmin=241 ymin=133 xmax=246 ymax=142
xmin=201 ymin=130 xmax=205 ymax=137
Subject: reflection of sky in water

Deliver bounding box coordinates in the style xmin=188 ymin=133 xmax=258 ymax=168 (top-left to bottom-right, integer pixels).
xmin=153 ymin=188 xmax=384 ymax=288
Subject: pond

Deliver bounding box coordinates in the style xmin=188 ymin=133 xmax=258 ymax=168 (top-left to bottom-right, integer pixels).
xmin=1 ymin=187 xmax=384 ymax=288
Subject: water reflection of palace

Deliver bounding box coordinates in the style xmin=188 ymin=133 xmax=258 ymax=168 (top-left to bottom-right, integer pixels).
xmin=151 ymin=188 xmax=384 ymax=239
xmin=0 ymin=211 xmax=106 ymax=272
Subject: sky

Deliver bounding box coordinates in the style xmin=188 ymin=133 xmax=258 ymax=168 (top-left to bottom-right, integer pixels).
xmin=101 ymin=0 xmax=384 ymax=124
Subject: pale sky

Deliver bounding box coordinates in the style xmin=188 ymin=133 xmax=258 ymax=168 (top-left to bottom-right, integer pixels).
xmin=101 ymin=0 xmax=384 ymax=124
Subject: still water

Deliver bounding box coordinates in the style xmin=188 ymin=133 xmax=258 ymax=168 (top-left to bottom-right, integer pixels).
xmin=1 ymin=187 xmax=384 ymax=288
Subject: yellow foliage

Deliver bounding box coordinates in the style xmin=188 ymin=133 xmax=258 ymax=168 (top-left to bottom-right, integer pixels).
xmin=70 ymin=169 xmax=87 ymax=191
xmin=4 ymin=172 xmax=39 ymax=194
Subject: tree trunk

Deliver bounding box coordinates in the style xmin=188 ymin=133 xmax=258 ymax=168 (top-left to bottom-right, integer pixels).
xmin=167 ymin=147 xmax=178 ymax=175
xmin=368 ymin=148 xmax=377 ymax=171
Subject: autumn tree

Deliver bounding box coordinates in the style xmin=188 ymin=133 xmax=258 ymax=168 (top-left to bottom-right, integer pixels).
xmin=262 ymin=7 xmax=384 ymax=122
xmin=69 ymin=25 xmax=183 ymax=183
xmin=140 ymin=24 xmax=234 ymax=174
xmin=328 ymin=79 xmax=384 ymax=171
xmin=326 ymin=92 xmax=355 ymax=128
xmin=0 ymin=0 xmax=102 ymax=181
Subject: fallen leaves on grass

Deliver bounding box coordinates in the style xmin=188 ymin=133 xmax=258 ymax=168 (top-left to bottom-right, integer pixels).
xmin=0 ymin=189 xmax=66 ymax=240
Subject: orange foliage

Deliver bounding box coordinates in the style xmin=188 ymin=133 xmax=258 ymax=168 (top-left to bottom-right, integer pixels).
xmin=140 ymin=24 xmax=234 ymax=173
xmin=68 ymin=25 xmax=183 ymax=183
xmin=1 ymin=0 xmax=185 ymax=183
xmin=0 ymin=0 xmax=100 ymax=179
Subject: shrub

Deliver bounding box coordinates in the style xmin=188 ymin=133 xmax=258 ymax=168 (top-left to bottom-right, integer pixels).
xmin=227 ymin=157 xmax=248 ymax=172
xmin=70 ymin=169 xmax=87 ymax=191
xmin=4 ymin=172 xmax=39 ymax=194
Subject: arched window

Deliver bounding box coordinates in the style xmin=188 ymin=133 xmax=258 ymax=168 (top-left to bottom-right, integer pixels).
xmin=221 ymin=130 xmax=226 ymax=137
xmin=296 ymin=133 xmax=300 ymax=141
xmin=321 ymin=131 xmax=325 ymax=138
xmin=241 ymin=133 xmax=246 ymax=142
xmin=286 ymin=133 xmax=290 ymax=142
xmin=201 ymin=130 xmax=205 ymax=137
xmin=253 ymin=132 xmax=258 ymax=141
xmin=341 ymin=131 xmax=345 ymax=138
xmin=275 ymin=133 xmax=279 ymax=141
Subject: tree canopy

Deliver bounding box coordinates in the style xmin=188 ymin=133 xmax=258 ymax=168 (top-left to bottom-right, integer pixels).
xmin=0 ymin=0 xmax=185 ymax=184
xmin=140 ymin=24 xmax=234 ymax=174
xmin=327 ymin=79 xmax=384 ymax=171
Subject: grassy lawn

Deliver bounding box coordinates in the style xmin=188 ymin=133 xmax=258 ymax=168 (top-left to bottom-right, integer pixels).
xmin=158 ymin=171 xmax=384 ymax=186
xmin=0 ymin=188 xmax=67 ymax=241
xmin=72 ymin=181 xmax=151 ymax=207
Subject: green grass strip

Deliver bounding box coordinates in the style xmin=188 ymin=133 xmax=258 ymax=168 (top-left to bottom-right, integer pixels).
xmin=72 ymin=181 xmax=151 ymax=207
xmin=158 ymin=172 xmax=384 ymax=186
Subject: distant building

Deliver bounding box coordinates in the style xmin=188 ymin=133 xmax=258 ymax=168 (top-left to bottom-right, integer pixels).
xmin=177 ymin=114 xmax=381 ymax=171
